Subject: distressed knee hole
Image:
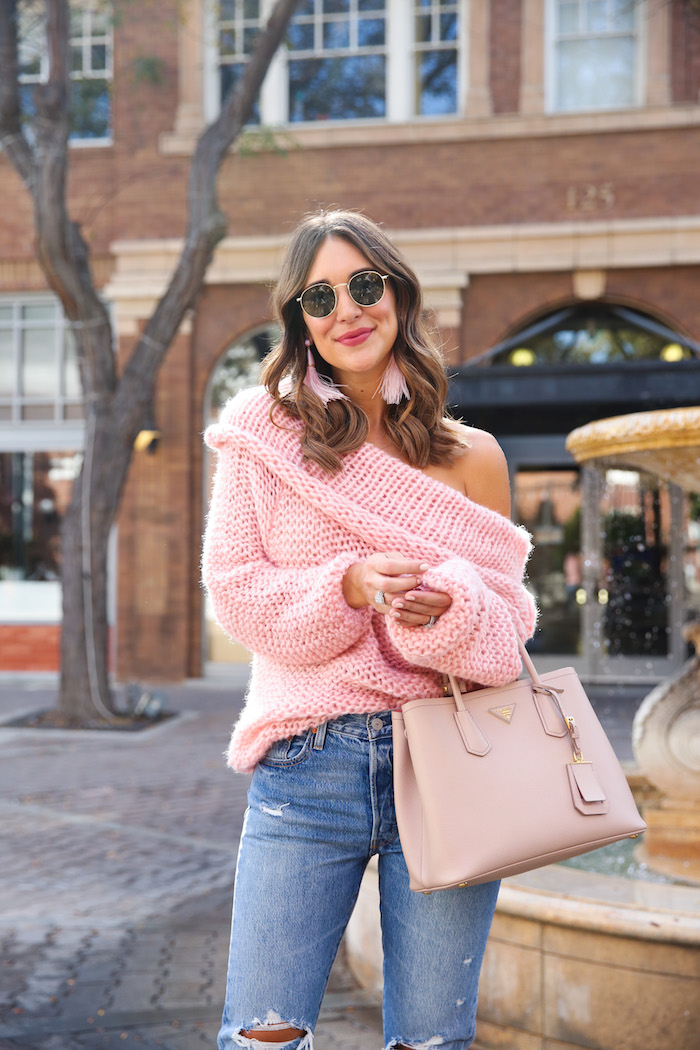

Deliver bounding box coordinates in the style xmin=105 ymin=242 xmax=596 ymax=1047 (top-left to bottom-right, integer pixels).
xmin=240 ymin=1027 xmax=305 ymax=1044
xmin=235 ymin=1019 xmax=312 ymax=1050
xmin=386 ymin=1037 xmax=445 ymax=1050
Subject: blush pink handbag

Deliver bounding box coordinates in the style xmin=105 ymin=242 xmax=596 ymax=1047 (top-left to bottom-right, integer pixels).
xmin=391 ymin=641 xmax=647 ymax=893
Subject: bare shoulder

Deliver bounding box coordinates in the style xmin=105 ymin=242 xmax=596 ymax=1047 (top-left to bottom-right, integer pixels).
xmin=445 ymin=420 xmax=511 ymax=517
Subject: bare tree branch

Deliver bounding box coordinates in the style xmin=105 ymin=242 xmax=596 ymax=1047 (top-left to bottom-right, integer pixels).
xmin=119 ymin=0 xmax=303 ymax=408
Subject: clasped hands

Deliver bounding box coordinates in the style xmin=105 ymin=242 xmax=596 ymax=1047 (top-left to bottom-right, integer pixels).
xmin=343 ymin=551 xmax=452 ymax=629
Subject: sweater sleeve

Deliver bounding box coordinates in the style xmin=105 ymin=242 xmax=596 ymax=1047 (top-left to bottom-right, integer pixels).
xmin=202 ymin=439 xmax=372 ymax=667
xmin=385 ymin=556 xmax=537 ymax=687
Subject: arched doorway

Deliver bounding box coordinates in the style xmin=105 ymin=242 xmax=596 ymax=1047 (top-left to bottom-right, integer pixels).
xmin=202 ymin=323 xmax=280 ymax=669
xmin=452 ymin=304 xmax=700 ymax=681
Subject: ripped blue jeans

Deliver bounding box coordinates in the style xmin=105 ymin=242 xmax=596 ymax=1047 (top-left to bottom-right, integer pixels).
xmin=218 ymin=711 xmax=500 ymax=1050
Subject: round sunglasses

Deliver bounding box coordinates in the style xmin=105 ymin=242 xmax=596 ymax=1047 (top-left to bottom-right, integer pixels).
xmin=296 ymin=270 xmax=389 ymax=318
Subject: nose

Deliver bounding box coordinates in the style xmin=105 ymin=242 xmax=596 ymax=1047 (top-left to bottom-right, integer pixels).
xmin=334 ymin=282 xmax=362 ymax=322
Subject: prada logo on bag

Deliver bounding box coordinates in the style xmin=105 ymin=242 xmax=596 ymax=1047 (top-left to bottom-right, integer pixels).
xmin=489 ymin=705 xmax=515 ymax=724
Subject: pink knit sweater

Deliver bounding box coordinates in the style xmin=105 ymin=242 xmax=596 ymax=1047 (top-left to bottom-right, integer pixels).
xmin=203 ymin=386 xmax=537 ymax=772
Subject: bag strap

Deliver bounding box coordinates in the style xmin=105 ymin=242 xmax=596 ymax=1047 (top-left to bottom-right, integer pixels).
xmin=517 ymin=637 xmax=542 ymax=685
xmin=448 ymin=638 xmax=585 ymax=761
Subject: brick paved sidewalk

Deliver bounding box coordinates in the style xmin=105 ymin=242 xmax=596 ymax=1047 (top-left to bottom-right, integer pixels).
xmin=0 ymin=674 xmax=384 ymax=1050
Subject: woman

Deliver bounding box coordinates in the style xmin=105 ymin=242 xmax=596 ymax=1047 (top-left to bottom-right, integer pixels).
xmin=203 ymin=210 xmax=536 ymax=1050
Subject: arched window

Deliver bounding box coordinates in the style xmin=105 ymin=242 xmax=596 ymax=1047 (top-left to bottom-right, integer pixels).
xmin=486 ymin=304 xmax=696 ymax=368
xmin=205 ymin=324 xmax=280 ymax=427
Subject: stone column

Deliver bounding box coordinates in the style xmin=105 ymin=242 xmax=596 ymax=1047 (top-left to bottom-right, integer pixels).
xmin=465 ymin=0 xmax=492 ymax=116
xmin=520 ymin=0 xmax=545 ymax=113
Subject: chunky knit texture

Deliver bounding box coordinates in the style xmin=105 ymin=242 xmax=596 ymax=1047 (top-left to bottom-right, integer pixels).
xmin=203 ymin=386 xmax=537 ymax=773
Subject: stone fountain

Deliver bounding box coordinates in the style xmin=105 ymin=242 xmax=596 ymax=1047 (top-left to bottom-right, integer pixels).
xmin=344 ymin=407 xmax=700 ymax=1050
xmin=567 ymin=406 xmax=700 ymax=886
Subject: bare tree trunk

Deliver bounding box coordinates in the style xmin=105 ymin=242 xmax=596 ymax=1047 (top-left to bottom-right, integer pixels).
xmin=0 ymin=0 xmax=303 ymax=722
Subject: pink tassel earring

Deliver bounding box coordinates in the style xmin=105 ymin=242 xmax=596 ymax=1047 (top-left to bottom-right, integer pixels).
xmin=377 ymin=355 xmax=409 ymax=404
xmin=303 ymin=342 xmax=348 ymax=403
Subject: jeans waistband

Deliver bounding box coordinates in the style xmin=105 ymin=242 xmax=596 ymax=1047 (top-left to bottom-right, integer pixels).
xmin=318 ymin=710 xmax=393 ymax=743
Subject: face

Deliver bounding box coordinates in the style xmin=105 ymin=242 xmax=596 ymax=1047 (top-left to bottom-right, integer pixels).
xmin=300 ymin=236 xmax=399 ymax=391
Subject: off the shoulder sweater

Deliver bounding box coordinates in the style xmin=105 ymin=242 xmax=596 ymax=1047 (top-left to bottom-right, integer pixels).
xmin=203 ymin=386 xmax=537 ymax=772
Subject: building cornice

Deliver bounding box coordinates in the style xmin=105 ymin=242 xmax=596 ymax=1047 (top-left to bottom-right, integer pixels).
xmin=160 ymin=104 xmax=700 ymax=156
xmin=105 ymin=215 xmax=700 ymax=331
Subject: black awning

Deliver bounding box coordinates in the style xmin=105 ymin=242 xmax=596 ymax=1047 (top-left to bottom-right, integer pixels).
xmin=449 ymin=360 xmax=700 ymax=436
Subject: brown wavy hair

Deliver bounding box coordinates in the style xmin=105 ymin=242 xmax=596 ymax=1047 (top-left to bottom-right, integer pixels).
xmin=261 ymin=209 xmax=464 ymax=474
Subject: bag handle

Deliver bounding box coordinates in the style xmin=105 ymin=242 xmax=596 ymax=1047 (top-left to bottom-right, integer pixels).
xmin=517 ymin=637 xmax=543 ymax=685
xmin=447 ymin=637 xmax=582 ymax=756
xmin=446 ymin=636 xmax=540 ymax=702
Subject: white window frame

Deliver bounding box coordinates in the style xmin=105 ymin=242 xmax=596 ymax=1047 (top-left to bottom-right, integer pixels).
xmin=203 ymin=0 xmax=466 ymax=127
xmin=0 ymin=295 xmax=86 ymax=436
xmin=544 ymin=0 xmax=645 ymax=114
xmin=18 ymin=0 xmax=114 ymax=147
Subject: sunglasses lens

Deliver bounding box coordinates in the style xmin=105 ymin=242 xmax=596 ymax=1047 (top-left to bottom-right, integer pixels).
xmin=300 ymin=284 xmax=335 ymax=318
xmin=349 ymin=271 xmax=385 ymax=306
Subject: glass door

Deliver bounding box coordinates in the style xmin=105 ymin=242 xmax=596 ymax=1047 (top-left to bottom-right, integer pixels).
xmin=503 ymin=437 xmax=688 ymax=681
xmin=513 ymin=467 xmax=583 ymax=662
xmin=579 ymin=466 xmax=686 ymax=680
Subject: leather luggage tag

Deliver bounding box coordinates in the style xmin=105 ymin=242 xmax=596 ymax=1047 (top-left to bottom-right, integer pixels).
xmin=567 ymin=762 xmax=610 ymax=815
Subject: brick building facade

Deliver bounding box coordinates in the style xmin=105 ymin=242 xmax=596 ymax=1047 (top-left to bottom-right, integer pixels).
xmin=2 ymin=0 xmax=700 ymax=682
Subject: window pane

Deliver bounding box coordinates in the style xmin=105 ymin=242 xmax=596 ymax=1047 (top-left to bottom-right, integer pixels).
xmin=244 ymin=0 xmax=261 ymax=17
xmin=70 ymin=78 xmax=111 ymax=138
xmin=558 ymin=2 xmax=579 ymax=33
xmin=243 ymin=26 xmax=259 ymax=53
xmin=90 ymin=7 xmax=111 ymax=35
xmin=22 ymin=304 xmax=55 ymax=321
xmin=415 ymin=14 xmax=431 ymax=43
xmin=440 ymin=12 xmax=457 ymax=41
xmin=557 ymin=37 xmax=635 ymax=110
xmin=0 ymin=329 xmax=13 ymax=396
xmin=359 ymin=0 xmax=385 ymax=9
xmin=64 ymin=403 xmax=85 ymax=420
xmin=358 ymin=17 xmax=385 ymax=46
xmin=416 ymin=48 xmax=458 ymax=115
xmin=91 ymin=43 xmax=107 ymax=71
xmin=70 ymin=7 xmax=84 ymax=34
xmin=323 ymin=0 xmax=350 ymax=12
xmin=289 ymin=55 xmax=386 ymax=121
xmin=585 ymin=0 xmax=607 ymax=32
xmin=219 ymin=29 xmax=237 ymax=57
xmin=611 ymin=0 xmax=635 ymax=30
xmin=0 ymin=306 xmax=13 ymax=322
xmin=287 ymin=21 xmax=315 ymax=50
xmin=0 ymin=451 xmax=80 ymax=587
xmin=323 ymin=19 xmax=350 ymax=49
xmin=220 ymin=62 xmax=261 ymax=121
xmin=21 ymin=329 xmax=55 ymax=397
xmin=22 ymin=404 xmax=54 ymax=420
xmin=63 ymin=333 xmax=82 ymax=398
xmin=71 ymin=44 xmax=84 ymax=73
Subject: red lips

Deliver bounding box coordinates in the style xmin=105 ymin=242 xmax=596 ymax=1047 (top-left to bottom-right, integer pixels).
xmin=336 ymin=327 xmax=373 ymax=346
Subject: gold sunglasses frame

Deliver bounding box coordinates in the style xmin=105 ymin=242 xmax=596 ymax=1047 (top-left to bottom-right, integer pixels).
xmin=296 ymin=271 xmax=389 ymax=318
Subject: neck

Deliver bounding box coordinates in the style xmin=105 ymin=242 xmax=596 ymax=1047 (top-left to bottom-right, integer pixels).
xmin=332 ymin=368 xmax=387 ymax=435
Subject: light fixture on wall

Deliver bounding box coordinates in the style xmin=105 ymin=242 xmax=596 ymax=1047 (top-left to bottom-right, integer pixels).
xmin=509 ymin=347 xmax=536 ymax=367
xmin=134 ymin=407 xmax=160 ymax=454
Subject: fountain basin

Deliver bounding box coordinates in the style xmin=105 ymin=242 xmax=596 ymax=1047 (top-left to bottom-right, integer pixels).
xmin=345 ymin=858 xmax=700 ymax=1050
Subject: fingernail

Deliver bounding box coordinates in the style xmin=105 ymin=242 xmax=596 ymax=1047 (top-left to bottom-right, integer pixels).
xmin=393 ymin=601 xmax=404 ymax=609
xmin=405 ymin=595 xmax=416 ymax=601
xmin=419 ymin=563 xmax=430 ymax=572
xmin=390 ymin=611 xmax=401 ymax=619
